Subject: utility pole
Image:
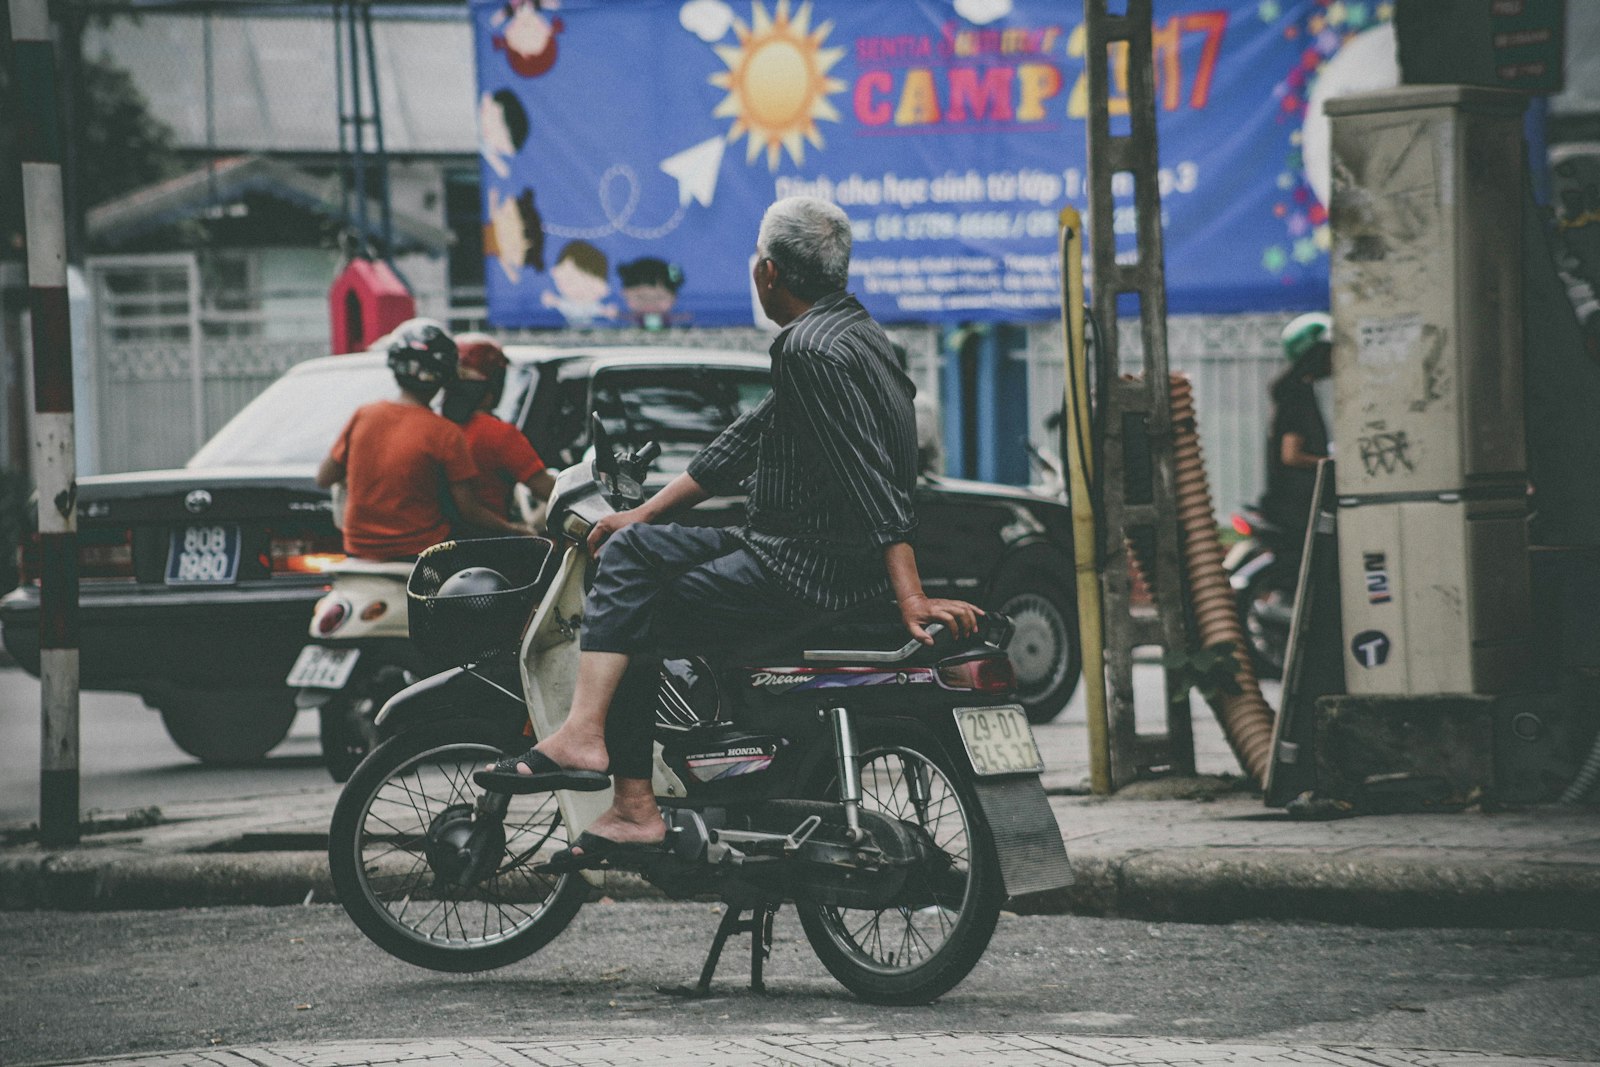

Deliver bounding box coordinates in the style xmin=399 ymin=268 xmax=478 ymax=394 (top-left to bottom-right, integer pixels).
xmin=8 ymin=0 xmax=81 ymax=845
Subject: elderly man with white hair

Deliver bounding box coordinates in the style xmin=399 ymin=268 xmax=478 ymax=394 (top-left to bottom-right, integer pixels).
xmin=476 ymin=196 xmax=982 ymax=870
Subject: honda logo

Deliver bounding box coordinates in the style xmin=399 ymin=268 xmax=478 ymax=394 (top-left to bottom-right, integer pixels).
xmin=184 ymin=489 xmax=213 ymax=514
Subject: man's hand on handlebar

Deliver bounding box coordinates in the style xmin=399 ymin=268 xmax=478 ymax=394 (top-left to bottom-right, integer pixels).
xmin=899 ymin=593 xmax=983 ymax=646
xmin=587 ymin=509 xmax=643 ymax=558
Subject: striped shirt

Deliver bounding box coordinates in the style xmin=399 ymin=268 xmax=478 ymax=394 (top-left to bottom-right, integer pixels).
xmin=687 ymin=290 xmax=919 ymax=610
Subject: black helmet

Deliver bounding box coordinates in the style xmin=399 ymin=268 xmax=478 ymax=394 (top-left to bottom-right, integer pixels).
xmin=386 ymin=318 xmax=458 ymax=388
xmin=437 ymin=566 xmax=512 ymax=600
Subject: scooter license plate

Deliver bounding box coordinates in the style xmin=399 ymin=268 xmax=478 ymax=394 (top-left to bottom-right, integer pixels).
xmin=953 ymin=704 xmax=1044 ymax=776
xmin=286 ymin=645 xmax=360 ymax=689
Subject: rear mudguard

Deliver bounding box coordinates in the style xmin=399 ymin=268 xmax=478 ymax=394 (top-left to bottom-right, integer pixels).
xmin=373 ymin=659 xmax=526 ymax=741
xmin=970 ymin=775 xmax=1074 ymax=897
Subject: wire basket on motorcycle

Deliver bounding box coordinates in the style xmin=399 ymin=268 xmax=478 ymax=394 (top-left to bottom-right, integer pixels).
xmin=407 ymin=536 xmax=556 ymax=667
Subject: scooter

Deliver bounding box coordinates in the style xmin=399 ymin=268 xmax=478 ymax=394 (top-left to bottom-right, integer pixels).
xmin=1223 ymin=505 xmax=1297 ymax=681
xmin=287 ymin=557 xmax=423 ymax=783
xmin=290 ymin=484 xmax=549 ymax=782
xmin=327 ymin=420 xmax=1073 ymax=1004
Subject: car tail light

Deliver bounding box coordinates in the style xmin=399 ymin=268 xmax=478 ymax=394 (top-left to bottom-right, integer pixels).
xmin=1231 ymin=513 xmax=1253 ymax=537
xmin=314 ymin=596 xmax=352 ymax=636
xmin=937 ymin=655 xmax=1015 ymax=692
xmin=17 ymin=532 xmax=40 ymax=585
xmin=79 ymin=529 xmax=135 ymax=580
xmin=269 ymin=531 xmax=346 ymax=575
xmin=15 ymin=529 xmax=135 ymax=584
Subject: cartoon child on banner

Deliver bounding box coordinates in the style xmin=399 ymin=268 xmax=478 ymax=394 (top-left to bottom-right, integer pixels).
xmin=543 ymin=241 xmax=617 ymax=325
xmin=485 ymin=187 xmax=546 ymax=284
xmin=491 ymin=0 xmax=563 ymax=79
xmin=618 ymin=257 xmax=687 ymax=329
xmin=479 ymin=89 xmax=529 ymax=179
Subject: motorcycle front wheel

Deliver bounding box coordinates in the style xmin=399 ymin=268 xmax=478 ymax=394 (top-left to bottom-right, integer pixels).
xmin=796 ymin=720 xmax=1004 ymax=1005
xmin=328 ymin=718 xmax=587 ymax=972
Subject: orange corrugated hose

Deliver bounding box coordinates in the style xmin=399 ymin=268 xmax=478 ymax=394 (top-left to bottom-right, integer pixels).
xmin=1169 ymin=374 xmax=1275 ymax=786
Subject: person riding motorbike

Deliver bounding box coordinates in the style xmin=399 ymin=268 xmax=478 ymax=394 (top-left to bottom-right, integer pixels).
xmin=441 ymin=332 xmax=556 ymax=535
xmin=474 ymin=196 xmax=983 ymax=871
xmin=316 ymin=318 xmax=528 ymax=558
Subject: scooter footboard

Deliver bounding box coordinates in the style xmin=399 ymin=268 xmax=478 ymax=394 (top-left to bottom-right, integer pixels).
xmin=971 ymin=775 xmax=1074 ymax=897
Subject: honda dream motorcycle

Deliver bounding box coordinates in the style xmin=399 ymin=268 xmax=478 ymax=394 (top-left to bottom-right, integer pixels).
xmin=328 ymin=422 xmax=1072 ymax=1004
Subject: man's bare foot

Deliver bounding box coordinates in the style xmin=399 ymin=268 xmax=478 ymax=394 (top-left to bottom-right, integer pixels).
xmin=576 ymin=806 xmax=667 ymax=849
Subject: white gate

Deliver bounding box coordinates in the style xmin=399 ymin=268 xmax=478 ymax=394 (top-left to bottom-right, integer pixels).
xmin=86 ymin=253 xmax=331 ymax=474
xmin=86 ymin=253 xmax=206 ymax=473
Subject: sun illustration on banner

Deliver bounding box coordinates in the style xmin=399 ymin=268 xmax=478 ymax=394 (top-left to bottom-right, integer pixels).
xmin=710 ymin=0 xmax=845 ymax=171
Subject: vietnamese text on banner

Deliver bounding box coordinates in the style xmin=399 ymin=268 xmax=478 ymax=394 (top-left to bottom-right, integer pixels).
xmin=472 ymin=0 xmax=1392 ymax=328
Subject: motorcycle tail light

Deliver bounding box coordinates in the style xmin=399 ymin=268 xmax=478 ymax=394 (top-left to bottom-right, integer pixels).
xmin=1231 ymin=514 xmax=1253 ymax=537
xmin=937 ymin=655 xmax=1015 ymax=692
xmin=314 ymin=597 xmax=352 ymax=636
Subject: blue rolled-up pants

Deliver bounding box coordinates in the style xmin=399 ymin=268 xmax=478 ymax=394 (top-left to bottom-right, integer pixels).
xmin=579 ymin=523 xmax=817 ymax=778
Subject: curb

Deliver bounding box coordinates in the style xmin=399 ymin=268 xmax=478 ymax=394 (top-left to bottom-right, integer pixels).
xmin=5 ymin=848 xmax=1598 ymax=929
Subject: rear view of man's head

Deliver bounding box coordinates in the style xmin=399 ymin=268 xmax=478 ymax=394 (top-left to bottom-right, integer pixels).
xmin=755 ymin=196 xmax=852 ymax=306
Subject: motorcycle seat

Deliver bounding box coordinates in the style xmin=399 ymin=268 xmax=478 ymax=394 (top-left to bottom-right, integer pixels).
xmin=719 ymin=600 xmax=1008 ymax=667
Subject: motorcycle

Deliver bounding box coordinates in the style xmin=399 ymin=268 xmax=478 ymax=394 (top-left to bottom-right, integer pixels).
xmin=291 ymin=484 xmax=549 ymax=783
xmin=326 ymin=420 xmax=1073 ymax=1004
xmin=1223 ymin=505 xmax=1298 ymax=681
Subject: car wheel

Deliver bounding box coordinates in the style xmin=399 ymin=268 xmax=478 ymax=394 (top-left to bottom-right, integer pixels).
xmin=157 ymin=690 xmax=299 ymax=765
xmin=991 ymin=557 xmax=1081 ymax=724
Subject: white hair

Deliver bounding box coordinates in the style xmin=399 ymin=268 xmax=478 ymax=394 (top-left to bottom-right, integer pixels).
xmin=757 ymin=196 xmax=851 ymax=301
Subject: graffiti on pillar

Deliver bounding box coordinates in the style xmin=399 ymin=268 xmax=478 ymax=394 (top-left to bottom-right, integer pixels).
xmin=1358 ymin=430 xmax=1415 ymax=478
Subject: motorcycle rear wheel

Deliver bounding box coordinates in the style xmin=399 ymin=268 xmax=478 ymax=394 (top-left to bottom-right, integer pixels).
xmin=796 ymin=720 xmax=1004 ymax=1005
xmin=328 ymin=718 xmax=586 ymax=972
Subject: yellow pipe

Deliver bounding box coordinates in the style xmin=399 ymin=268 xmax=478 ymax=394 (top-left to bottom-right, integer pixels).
xmin=1058 ymin=207 xmax=1111 ymax=795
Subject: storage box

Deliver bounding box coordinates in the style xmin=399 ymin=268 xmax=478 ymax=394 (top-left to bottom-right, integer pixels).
xmin=1337 ymin=492 xmax=1530 ymax=695
xmin=1327 ymin=85 xmax=1527 ymax=497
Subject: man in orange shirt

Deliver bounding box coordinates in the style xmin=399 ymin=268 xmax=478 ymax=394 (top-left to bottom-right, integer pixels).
xmin=442 ymin=333 xmax=555 ymax=533
xmin=317 ymin=319 xmax=526 ymax=559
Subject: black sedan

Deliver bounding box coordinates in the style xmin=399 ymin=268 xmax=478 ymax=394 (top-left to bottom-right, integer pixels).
xmin=1 ymin=345 xmax=1080 ymax=764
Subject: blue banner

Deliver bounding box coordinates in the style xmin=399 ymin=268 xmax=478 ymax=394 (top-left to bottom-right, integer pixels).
xmin=472 ymin=0 xmax=1388 ymax=327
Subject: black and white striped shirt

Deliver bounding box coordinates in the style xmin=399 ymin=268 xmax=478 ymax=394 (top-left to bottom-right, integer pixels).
xmin=687 ymin=290 xmax=919 ymax=610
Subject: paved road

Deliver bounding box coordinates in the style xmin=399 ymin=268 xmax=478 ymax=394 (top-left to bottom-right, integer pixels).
xmin=3 ymin=903 xmax=1597 ymax=1065
xmin=0 ymin=668 xmax=329 ymax=822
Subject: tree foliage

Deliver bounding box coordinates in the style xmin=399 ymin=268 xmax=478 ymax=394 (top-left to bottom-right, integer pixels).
xmin=74 ymin=52 xmax=183 ymax=209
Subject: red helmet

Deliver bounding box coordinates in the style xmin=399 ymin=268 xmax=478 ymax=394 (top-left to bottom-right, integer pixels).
xmin=454 ymin=333 xmax=510 ymax=384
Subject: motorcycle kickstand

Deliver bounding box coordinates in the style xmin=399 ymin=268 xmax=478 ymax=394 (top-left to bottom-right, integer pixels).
xmin=663 ymin=902 xmax=778 ymax=998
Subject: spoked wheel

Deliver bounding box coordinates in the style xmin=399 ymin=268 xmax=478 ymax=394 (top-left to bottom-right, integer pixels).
xmin=327 ymin=718 xmax=587 ymax=972
xmin=797 ymin=721 xmax=1004 ymax=1005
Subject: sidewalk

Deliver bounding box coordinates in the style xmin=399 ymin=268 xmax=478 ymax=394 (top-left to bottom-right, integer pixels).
xmin=3 ymin=691 xmax=1598 ymax=928
xmin=24 ymin=1033 xmax=1597 ymax=1067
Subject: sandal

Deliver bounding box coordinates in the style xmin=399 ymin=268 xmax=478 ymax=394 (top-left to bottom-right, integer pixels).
xmin=473 ymin=748 xmax=611 ymax=794
xmin=536 ymin=830 xmax=669 ymax=875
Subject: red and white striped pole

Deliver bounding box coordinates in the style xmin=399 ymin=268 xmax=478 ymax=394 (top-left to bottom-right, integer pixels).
xmin=9 ymin=0 xmax=80 ymax=846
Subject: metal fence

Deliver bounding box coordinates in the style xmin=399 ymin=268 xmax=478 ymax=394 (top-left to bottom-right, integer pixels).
xmin=1024 ymin=314 xmax=1289 ymax=520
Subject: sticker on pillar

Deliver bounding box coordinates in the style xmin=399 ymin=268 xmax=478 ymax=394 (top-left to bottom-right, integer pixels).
xmin=1350 ymin=630 xmax=1391 ymax=669
xmin=1362 ymin=552 xmax=1392 ymax=604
